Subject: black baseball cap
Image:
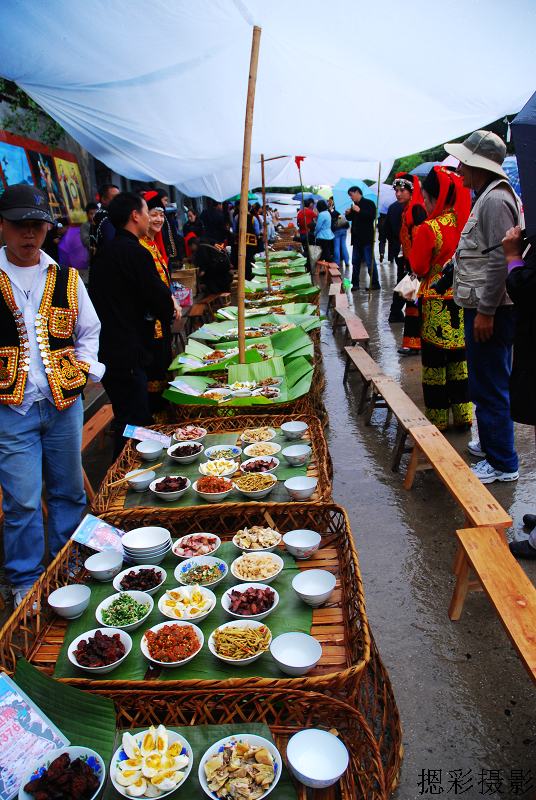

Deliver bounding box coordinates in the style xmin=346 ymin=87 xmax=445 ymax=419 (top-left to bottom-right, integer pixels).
xmin=0 ymin=184 xmax=53 ymax=223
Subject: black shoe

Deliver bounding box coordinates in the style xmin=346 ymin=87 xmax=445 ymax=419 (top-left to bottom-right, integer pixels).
xmin=509 ymin=539 xmax=536 ymax=559
xmin=371 ymin=284 xmax=381 ymax=290
xmin=351 ymin=285 xmax=360 ymax=292
xmin=523 ymin=513 xmax=536 ymax=530
xmin=388 ymin=313 xmax=405 ymax=323
xmin=398 ymin=347 xmax=420 ymax=356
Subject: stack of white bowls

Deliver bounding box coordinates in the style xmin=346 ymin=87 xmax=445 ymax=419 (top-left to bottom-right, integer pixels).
xmin=121 ymin=526 xmax=172 ymax=565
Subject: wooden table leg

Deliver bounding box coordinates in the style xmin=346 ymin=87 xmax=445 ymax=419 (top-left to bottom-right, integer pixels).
xmin=403 ymin=443 xmax=420 ymax=490
xmin=391 ymin=426 xmax=408 ymax=472
xmin=449 ymin=553 xmax=471 ymax=620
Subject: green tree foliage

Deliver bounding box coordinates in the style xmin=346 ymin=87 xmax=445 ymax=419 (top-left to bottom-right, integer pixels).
xmin=0 ymin=80 xmax=64 ymax=147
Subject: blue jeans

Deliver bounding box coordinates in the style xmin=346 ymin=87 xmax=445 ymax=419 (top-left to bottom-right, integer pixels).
xmin=463 ymin=306 xmax=518 ymax=473
xmin=333 ymin=229 xmax=350 ymax=266
xmin=0 ymin=397 xmax=86 ymax=589
xmin=352 ymin=243 xmax=380 ymax=287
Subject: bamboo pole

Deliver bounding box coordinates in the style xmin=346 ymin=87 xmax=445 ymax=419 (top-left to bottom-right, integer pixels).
xmin=369 ymin=161 xmax=382 ymax=299
xmin=260 ymin=154 xmax=271 ymax=292
xmin=237 ymin=25 xmax=262 ymax=364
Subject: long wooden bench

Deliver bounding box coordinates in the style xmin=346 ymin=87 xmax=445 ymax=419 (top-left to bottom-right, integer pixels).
xmin=343 ymin=346 xmax=385 ymax=413
xmin=332 ymin=307 xmax=369 ymax=349
xmin=449 ymin=526 xmax=536 ymax=684
xmin=403 ymin=425 xmax=512 ymax=533
xmin=363 ymin=375 xmax=433 ymax=469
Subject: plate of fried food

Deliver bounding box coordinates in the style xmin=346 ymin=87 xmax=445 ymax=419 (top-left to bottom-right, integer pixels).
xmin=232 ymin=526 xmax=282 ymax=552
xmin=240 ymin=427 xmax=277 ymax=444
xmin=199 ymin=734 xmax=282 ymax=800
xmin=230 ymin=552 xmax=284 ymax=584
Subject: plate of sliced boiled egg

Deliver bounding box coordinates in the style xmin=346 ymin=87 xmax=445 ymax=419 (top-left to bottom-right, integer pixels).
xmin=158 ymin=584 xmax=216 ymax=622
xmin=111 ymin=724 xmax=193 ymax=797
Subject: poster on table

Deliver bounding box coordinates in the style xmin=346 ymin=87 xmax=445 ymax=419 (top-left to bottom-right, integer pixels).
xmin=26 ymin=149 xmax=67 ymax=219
xmin=0 ymin=141 xmax=33 ymax=192
xmin=53 ymin=156 xmax=87 ymax=222
xmin=0 ymin=672 xmax=69 ymax=800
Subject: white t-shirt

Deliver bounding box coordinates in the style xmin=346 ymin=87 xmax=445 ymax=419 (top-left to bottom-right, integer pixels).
xmin=6 ymin=263 xmax=40 ymax=299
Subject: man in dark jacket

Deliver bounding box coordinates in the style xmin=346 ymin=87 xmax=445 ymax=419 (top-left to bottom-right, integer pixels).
xmin=385 ymin=199 xmax=406 ymax=322
xmin=200 ymin=199 xmax=229 ymax=244
xmin=89 ymin=192 xmax=174 ymax=456
xmin=345 ymin=187 xmax=380 ymax=290
xmin=89 ymin=183 xmax=119 ymax=260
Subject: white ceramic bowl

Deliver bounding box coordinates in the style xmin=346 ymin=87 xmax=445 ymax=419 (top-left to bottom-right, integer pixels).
xmin=281 ymin=420 xmax=309 ymax=440
xmin=241 ymin=456 xmax=280 ymax=474
xmin=198 ymin=459 xmax=238 ymax=478
xmin=158 ymin=585 xmax=216 ymax=622
xmin=232 ymin=474 xmax=277 ymax=500
xmin=286 ymin=729 xmax=349 ymax=788
xmin=283 ymin=529 xmax=321 ymax=560
xmin=136 ymin=440 xmax=164 ymax=461
xmin=95 ymin=590 xmax=153 ymax=631
xmin=48 ymin=584 xmax=91 ymax=619
xmin=232 ymin=530 xmax=282 ymax=553
xmin=243 ymin=442 xmax=282 ymax=458
xmin=20 ymin=747 xmax=106 ymax=800
xmin=284 ymin=476 xmax=317 ymax=500
xmin=123 ymin=546 xmax=171 ymax=566
xmin=121 ymin=526 xmax=171 ymax=552
xmin=125 ymin=468 xmax=155 ymax=491
xmin=192 ymin=478 xmax=234 ymax=503
xmin=292 ymin=569 xmax=336 ymax=607
xmin=167 ymin=441 xmax=204 ymax=464
xmin=232 ymin=388 xmax=252 ymax=397
xmin=208 ymin=619 xmax=272 ymax=666
xmin=67 ymin=627 xmax=132 ymax=674
xmin=172 ymin=533 xmax=221 ymax=559
xmin=230 ymin=552 xmax=284 ymax=585
xmin=241 ymin=427 xmax=276 ymax=444
xmin=113 ymin=564 xmax=167 ymax=595
xmin=270 ymin=631 xmax=322 ymax=676
xmin=281 ymin=444 xmax=312 ymax=467
xmin=84 ymin=550 xmax=124 ymax=581
xmin=149 ymin=475 xmax=191 ymax=501
xmin=141 ymin=620 xmax=204 ymax=668
xmin=204 ymin=444 xmax=243 ymax=460
xmin=198 ymin=734 xmax=282 ymax=800
xmin=110 ymin=729 xmax=193 ymax=799
xmin=202 ymin=387 xmax=231 ymax=400
xmin=173 ymin=425 xmax=207 ymax=443
xmin=175 ymin=555 xmax=229 ymax=587
xmin=221 ymin=583 xmax=279 ymax=621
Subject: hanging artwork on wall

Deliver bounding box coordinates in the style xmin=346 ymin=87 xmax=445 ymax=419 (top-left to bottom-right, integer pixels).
xmin=54 ymin=156 xmax=88 ymax=223
xmin=27 ymin=150 xmax=67 ymax=219
xmin=0 ymin=140 xmax=33 ymax=190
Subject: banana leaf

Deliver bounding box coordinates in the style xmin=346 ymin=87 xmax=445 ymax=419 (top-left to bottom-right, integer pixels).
xmin=252 ymin=264 xmax=307 ymax=276
xmin=216 ymin=302 xmax=317 ymax=321
xmin=254 ymin=250 xmax=302 ymax=261
xmin=169 ymin=341 xmax=264 ymax=375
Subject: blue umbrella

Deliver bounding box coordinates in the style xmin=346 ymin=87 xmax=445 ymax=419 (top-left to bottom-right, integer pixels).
xmin=502 ymin=156 xmax=521 ymax=198
xmin=369 ymin=182 xmax=397 ymax=214
xmin=332 ymin=178 xmax=376 ymax=215
xmin=410 ymin=160 xmax=443 ymax=177
xmin=292 ymin=191 xmax=323 ymax=202
xmin=512 ymin=91 xmax=536 ymax=236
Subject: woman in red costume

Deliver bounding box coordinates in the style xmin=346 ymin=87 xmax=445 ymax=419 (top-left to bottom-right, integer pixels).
xmin=409 ymin=166 xmax=472 ymax=430
xmin=140 ymin=191 xmax=181 ymax=412
xmin=392 ymin=173 xmax=427 ymax=355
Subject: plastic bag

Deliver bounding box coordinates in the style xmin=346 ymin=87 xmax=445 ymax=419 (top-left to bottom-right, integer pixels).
xmin=394 ymin=273 xmax=420 ymax=301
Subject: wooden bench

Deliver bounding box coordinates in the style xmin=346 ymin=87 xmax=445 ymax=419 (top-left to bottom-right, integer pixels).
xmin=403 ymin=425 xmax=512 ymax=534
xmin=363 ymin=375 xmax=432 ymax=469
xmin=81 ymin=403 xmax=114 ymax=503
xmin=449 ymin=526 xmax=536 ymax=684
xmin=343 ymin=346 xmax=385 ymax=413
xmin=332 ymin=307 xmax=369 ymax=350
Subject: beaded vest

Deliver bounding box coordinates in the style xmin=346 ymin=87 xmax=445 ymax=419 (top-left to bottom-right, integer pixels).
xmin=0 ymin=264 xmax=89 ymax=409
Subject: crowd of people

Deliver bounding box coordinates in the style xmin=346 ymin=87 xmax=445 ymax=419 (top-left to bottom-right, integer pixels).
xmin=0 ymin=126 xmax=534 ymax=611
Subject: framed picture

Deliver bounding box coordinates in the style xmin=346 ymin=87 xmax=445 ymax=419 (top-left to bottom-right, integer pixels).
xmin=27 ymin=150 xmax=67 ymax=219
xmin=0 ymin=141 xmax=33 ymax=191
xmin=54 ymin=157 xmax=88 ymax=223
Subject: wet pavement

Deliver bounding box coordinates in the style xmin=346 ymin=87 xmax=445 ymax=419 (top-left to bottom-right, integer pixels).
xmin=322 ymin=261 xmax=536 ymax=799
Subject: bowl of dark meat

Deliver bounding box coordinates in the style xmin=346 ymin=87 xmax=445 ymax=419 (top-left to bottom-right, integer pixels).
xmin=241 ymin=456 xmax=280 ymax=474
xmin=149 ymin=475 xmax=191 ymax=501
xmin=113 ymin=565 xmax=167 ymax=595
xmin=20 ymin=747 xmax=106 ymax=800
xmin=67 ymin=627 xmax=132 ymax=674
xmin=221 ymin=583 xmax=279 ymax=621
xmin=167 ymin=441 xmax=204 ymax=464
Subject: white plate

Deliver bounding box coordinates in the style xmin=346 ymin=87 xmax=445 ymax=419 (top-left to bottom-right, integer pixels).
xmin=110 ymin=729 xmax=193 ymax=798
xmin=112 ymin=565 xmax=167 ymax=595
xmin=208 ymin=619 xmax=272 ymax=665
xmin=140 ymin=620 xmax=204 ymax=667
xmin=241 ymin=456 xmax=280 ymax=474
xmin=175 ymin=556 xmax=228 ymax=587
xmin=95 ymin=590 xmax=153 ymax=632
xmin=20 ymin=747 xmax=106 ymax=800
xmin=198 ymin=734 xmax=282 ymax=800
xmin=172 ymin=533 xmax=221 ymax=559
xmin=230 ymin=552 xmax=284 ymax=585
xmin=149 ymin=476 xmax=191 ymax=501
xmin=67 ymin=627 xmax=132 ymax=674
xmin=158 ymin=585 xmax=216 ymax=622
xmin=221 ymin=583 xmax=279 ymax=621
xmin=243 ymin=442 xmax=282 ymax=458
xmin=198 ymin=459 xmax=238 ymax=478
xmin=240 ymin=427 xmax=277 ymax=444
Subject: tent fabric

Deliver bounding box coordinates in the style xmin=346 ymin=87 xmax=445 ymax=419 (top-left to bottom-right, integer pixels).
xmin=1 ymin=0 xmax=535 ymax=199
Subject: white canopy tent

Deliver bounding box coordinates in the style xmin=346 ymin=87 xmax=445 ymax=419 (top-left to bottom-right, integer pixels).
xmin=1 ymin=0 xmax=535 ymax=198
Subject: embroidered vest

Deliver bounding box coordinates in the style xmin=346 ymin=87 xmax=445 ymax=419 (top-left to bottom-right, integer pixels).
xmin=0 ymin=265 xmax=89 ymax=409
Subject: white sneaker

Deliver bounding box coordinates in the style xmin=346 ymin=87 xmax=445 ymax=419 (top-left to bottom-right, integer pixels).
xmin=467 ymin=438 xmax=485 ymax=458
xmin=471 ymin=459 xmax=519 ymax=484
xmin=12 ymin=585 xmax=34 ymax=608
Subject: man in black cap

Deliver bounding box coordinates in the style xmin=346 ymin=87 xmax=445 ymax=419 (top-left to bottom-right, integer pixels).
xmin=0 ymin=184 xmax=103 ymax=607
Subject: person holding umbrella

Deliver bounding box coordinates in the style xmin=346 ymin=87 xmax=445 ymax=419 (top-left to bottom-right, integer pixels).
xmin=445 ymin=130 xmax=522 ymax=483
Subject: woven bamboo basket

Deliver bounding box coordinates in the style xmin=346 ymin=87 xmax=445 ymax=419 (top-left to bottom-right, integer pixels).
xmin=0 ymin=502 xmax=402 ymax=792
xmin=94 ymin=687 xmax=390 ymax=799
xmin=91 ymin=414 xmax=331 ymax=516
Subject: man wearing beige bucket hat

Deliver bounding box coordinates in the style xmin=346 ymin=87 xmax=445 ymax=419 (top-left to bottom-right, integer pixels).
xmin=444 ymin=130 xmax=522 ymax=484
